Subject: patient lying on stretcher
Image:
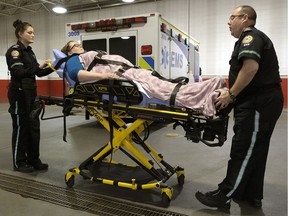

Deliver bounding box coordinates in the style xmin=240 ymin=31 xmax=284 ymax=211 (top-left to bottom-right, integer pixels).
xmin=56 ymin=41 xmax=230 ymax=117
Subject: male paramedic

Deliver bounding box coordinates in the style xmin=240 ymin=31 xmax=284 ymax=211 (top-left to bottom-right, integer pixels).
xmin=195 ymin=5 xmax=283 ymax=209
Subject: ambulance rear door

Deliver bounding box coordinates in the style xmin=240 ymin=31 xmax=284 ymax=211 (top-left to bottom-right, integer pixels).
xmin=81 ymin=30 xmax=137 ymax=65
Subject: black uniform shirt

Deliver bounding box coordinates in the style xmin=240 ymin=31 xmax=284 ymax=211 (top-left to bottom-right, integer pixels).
xmin=229 ymin=27 xmax=281 ymax=99
xmin=6 ymin=41 xmax=53 ymax=90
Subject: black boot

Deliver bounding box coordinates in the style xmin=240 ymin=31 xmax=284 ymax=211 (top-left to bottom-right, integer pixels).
xmin=247 ymin=198 xmax=262 ymax=208
xmin=195 ymin=189 xmax=231 ymax=208
xmin=14 ymin=163 xmax=34 ymax=173
xmin=28 ymin=160 xmax=48 ymax=171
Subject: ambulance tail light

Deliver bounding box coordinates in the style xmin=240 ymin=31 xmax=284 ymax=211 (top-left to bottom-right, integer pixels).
xmin=134 ymin=17 xmax=147 ymax=23
xmin=71 ymin=23 xmax=87 ymax=30
xmin=123 ymin=17 xmax=147 ymax=24
xmin=161 ymin=23 xmax=167 ymax=33
xmin=98 ymin=20 xmax=105 ymax=27
xmin=141 ymin=45 xmax=152 ymax=55
xmin=178 ymin=34 xmax=183 ymax=42
xmin=71 ymin=24 xmax=81 ymax=30
xmin=123 ymin=18 xmax=134 ymax=24
xmin=105 ymin=19 xmax=116 ymax=26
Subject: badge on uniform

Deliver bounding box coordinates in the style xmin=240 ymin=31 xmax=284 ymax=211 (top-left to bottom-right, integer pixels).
xmin=242 ymin=35 xmax=253 ymax=46
xmin=11 ymin=50 xmax=20 ymax=58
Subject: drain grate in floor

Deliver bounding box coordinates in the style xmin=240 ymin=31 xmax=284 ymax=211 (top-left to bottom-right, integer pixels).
xmin=0 ymin=172 xmax=188 ymax=216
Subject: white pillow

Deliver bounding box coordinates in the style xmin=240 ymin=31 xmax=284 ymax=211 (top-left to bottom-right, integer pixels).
xmin=52 ymin=49 xmax=75 ymax=88
xmin=52 ymin=49 xmax=67 ymax=70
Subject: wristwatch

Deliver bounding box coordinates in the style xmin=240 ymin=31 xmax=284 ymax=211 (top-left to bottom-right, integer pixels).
xmin=228 ymin=90 xmax=236 ymax=102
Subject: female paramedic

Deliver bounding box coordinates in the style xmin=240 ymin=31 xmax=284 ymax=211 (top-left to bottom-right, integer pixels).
xmin=58 ymin=41 xmax=229 ymax=117
xmin=6 ymin=19 xmax=54 ymax=173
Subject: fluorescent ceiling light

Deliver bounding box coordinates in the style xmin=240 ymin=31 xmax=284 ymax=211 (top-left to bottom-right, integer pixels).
xmin=122 ymin=0 xmax=135 ymax=2
xmin=52 ymin=5 xmax=67 ymax=14
xmin=121 ymin=36 xmax=130 ymax=39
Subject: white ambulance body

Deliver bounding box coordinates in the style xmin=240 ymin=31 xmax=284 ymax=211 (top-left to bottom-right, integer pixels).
xmin=65 ymin=13 xmax=200 ymax=82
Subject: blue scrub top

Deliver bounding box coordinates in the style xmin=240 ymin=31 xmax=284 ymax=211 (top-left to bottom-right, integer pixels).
xmin=66 ymin=54 xmax=84 ymax=82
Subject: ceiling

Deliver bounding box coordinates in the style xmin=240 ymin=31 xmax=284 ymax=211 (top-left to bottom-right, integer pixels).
xmin=0 ymin=0 xmax=160 ymax=17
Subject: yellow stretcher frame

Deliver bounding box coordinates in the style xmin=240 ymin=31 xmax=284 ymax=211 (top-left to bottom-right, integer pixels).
xmin=38 ymin=79 xmax=229 ymax=207
xmin=63 ymin=101 xmax=185 ymax=207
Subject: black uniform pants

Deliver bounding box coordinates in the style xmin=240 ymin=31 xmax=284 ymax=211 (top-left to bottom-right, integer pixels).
xmin=8 ymin=87 xmax=41 ymax=167
xmin=219 ymin=87 xmax=283 ymax=200
xmin=11 ymin=113 xmax=40 ymax=166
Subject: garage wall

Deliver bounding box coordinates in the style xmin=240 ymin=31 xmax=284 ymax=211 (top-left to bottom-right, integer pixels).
xmin=0 ymin=0 xmax=287 ymax=105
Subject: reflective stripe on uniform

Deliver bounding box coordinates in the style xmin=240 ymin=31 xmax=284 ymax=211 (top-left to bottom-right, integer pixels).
xmin=239 ymin=50 xmax=261 ymax=59
xmin=11 ymin=62 xmax=24 ymax=68
xmin=14 ymin=101 xmax=20 ymax=168
xmin=227 ymin=111 xmax=260 ymax=197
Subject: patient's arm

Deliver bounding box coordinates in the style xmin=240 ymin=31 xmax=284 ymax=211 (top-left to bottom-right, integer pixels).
xmin=77 ymin=70 xmax=119 ymax=82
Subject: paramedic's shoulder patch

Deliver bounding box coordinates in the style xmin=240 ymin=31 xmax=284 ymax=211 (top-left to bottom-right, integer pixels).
xmin=11 ymin=50 xmax=20 ymax=57
xmin=241 ymin=35 xmax=253 ymax=46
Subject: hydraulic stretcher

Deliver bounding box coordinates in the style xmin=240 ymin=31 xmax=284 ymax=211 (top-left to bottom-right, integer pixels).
xmin=38 ymin=79 xmax=230 ymax=207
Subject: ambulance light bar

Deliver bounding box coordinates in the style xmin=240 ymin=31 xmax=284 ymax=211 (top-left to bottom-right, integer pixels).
xmin=71 ymin=16 xmax=147 ymax=32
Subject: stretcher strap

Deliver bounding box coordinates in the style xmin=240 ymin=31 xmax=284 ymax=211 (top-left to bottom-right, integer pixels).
xmin=87 ymin=52 xmax=138 ymax=72
xmin=151 ymin=70 xmax=189 ymax=84
xmin=170 ymin=83 xmax=183 ymax=106
xmin=108 ymin=78 xmax=114 ymax=161
xmin=87 ymin=53 xmax=189 ymax=85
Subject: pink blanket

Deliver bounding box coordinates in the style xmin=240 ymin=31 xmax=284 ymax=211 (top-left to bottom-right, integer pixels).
xmin=79 ymin=51 xmax=226 ymax=117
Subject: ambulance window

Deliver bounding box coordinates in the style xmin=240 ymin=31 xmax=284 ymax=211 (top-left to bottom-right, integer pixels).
xmin=83 ymin=39 xmax=107 ymax=52
xmin=109 ymin=36 xmax=136 ymax=65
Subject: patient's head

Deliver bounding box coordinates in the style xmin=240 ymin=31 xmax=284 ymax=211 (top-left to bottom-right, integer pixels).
xmin=61 ymin=40 xmax=84 ymax=56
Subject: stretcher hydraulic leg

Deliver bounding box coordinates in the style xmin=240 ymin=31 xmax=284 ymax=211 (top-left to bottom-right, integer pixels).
xmin=64 ymin=107 xmax=185 ymax=207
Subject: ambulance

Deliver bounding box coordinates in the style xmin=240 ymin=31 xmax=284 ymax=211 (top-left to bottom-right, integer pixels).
xmin=65 ymin=12 xmax=200 ymax=82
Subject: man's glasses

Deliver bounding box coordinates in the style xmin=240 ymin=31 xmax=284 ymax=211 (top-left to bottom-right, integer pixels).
xmin=229 ymin=14 xmax=245 ymax=21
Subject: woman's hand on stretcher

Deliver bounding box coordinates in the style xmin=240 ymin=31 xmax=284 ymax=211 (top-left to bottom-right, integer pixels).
xmin=39 ymin=59 xmax=52 ymax=69
xmin=215 ymin=88 xmax=234 ymax=110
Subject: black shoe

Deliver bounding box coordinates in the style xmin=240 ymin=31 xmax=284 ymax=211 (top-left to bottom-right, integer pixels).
xmin=195 ymin=189 xmax=231 ymax=209
xmin=29 ymin=162 xmax=48 ymax=171
xmin=247 ymin=199 xmax=262 ymax=208
xmin=14 ymin=164 xmax=34 ymax=173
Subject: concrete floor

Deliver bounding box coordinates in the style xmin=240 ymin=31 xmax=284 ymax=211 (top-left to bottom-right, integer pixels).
xmin=0 ymin=103 xmax=287 ymax=216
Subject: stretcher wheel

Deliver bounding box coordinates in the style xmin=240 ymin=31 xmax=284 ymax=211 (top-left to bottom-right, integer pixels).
xmin=65 ymin=173 xmax=75 ymax=188
xmin=161 ymin=192 xmax=171 ymax=207
xmin=161 ymin=187 xmax=173 ymax=207
xmin=177 ymin=174 xmax=185 ymax=186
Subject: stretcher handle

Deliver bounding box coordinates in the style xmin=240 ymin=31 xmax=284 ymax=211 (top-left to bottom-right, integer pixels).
xmin=38 ymin=96 xmax=65 ymax=120
xmin=199 ymin=139 xmax=225 ymax=147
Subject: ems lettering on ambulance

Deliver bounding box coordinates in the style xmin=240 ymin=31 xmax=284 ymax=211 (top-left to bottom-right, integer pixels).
xmin=171 ymin=50 xmax=183 ymax=68
xmin=160 ymin=41 xmax=185 ymax=69
xmin=242 ymin=35 xmax=253 ymax=47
